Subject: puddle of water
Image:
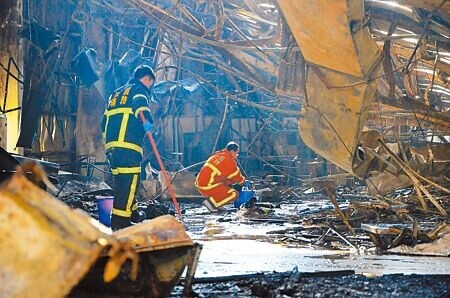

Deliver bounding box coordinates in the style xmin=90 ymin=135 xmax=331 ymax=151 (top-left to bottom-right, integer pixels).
xmin=195 ymin=239 xmax=450 ymax=278
xmin=188 ymin=218 xmax=289 ymax=241
xmin=184 ymin=202 xmax=450 ymax=278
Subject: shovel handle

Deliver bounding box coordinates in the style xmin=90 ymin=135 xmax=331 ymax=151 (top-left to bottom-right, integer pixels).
xmin=138 ymin=111 xmax=183 ymax=220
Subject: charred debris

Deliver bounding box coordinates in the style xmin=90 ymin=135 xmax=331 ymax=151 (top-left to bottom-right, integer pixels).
xmin=0 ymin=0 xmax=450 ymax=297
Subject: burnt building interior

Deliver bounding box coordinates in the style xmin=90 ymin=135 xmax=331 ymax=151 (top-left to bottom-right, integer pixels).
xmin=0 ymin=0 xmax=450 ymax=297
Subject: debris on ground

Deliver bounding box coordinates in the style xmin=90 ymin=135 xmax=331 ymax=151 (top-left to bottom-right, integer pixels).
xmin=172 ymin=270 xmax=450 ymax=298
xmin=2 ymin=161 xmax=449 ymax=297
xmin=0 ymin=164 xmax=199 ymax=298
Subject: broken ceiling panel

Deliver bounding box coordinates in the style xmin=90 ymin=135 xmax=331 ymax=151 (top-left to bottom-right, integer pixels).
xmin=278 ymin=0 xmax=382 ymax=176
xmin=5 ymin=0 xmax=449 ymax=189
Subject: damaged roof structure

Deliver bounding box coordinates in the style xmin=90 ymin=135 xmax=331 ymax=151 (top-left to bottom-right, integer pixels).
xmin=0 ymin=0 xmax=450 ymax=297
xmin=1 ymin=0 xmax=449 ymax=185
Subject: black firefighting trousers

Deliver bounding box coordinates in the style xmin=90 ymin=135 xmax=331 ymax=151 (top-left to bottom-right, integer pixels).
xmin=106 ymin=148 xmax=141 ymax=220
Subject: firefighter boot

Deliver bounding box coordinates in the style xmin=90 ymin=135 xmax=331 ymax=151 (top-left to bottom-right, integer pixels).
xmin=111 ymin=214 xmax=132 ymax=231
xmin=130 ymin=209 xmax=146 ymax=223
xmin=202 ymin=199 xmax=219 ymax=213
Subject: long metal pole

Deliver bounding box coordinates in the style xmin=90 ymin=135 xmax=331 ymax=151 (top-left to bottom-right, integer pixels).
xmin=138 ymin=111 xmax=183 ymax=220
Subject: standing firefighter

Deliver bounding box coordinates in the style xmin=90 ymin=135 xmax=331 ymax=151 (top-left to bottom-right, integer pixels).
xmin=101 ymin=65 xmax=156 ymax=230
xmin=195 ymin=142 xmax=250 ymax=212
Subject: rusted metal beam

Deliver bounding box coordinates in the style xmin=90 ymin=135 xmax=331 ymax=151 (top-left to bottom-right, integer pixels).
xmin=127 ymin=0 xmax=204 ymax=36
xmin=382 ymin=21 xmax=398 ymax=99
xmin=375 ymin=94 xmax=450 ymax=129
xmin=368 ymin=6 xmax=450 ymax=52
xmin=378 ymin=138 xmax=447 ymax=216
xmin=387 ymin=43 xmax=450 ymax=77
xmin=396 ymin=0 xmax=450 ymax=12
xmin=325 ymin=185 xmax=355 ymax=235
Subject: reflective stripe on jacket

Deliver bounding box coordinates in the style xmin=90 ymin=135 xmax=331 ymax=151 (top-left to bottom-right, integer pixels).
xmin=195 ymin=149 xmax=245 ymax=190
xmin=101 ymin=79 xmax=152 ymax=154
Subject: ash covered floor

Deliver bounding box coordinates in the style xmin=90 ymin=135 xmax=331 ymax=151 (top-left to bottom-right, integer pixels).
xmin=175 ymin=198 xmax=450 ymax=297
xmin=60 ymin=178 xmax=450 ymax=297
xmin=183 ymin=202 xmax=450 ymax=277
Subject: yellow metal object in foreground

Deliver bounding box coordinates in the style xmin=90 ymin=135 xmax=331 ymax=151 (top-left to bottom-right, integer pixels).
xmin=278 ymin=0 xmax=382 ymax=177
xmin=113 ymin=214 xmax=193 ymax=251
xmin=75 ymin=216 xmax=200 ymax=297
xmin=0 ymin=166 xmax=116 ymax=298
xmin=113 ymin=215 xmax=195 ymax=295
xmin=0 ymin=165 xmax=200 ymax=298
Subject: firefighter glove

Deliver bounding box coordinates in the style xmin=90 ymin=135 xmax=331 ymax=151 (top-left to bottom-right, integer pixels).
xmin=142 ymin=120 xmax=154 ymax=133
xmin=231 ymin=183 xmax=243 ymax=191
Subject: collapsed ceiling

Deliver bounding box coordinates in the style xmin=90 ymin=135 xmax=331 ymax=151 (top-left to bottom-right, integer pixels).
xmin=95 ymin=0 xmax=450 ymax=117
xmin=1 ymin=0 xmax=449 ymax=183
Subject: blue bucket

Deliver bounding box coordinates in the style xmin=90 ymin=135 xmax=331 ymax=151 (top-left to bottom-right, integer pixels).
xmin=96 ymin=196 xmax=113 ymax=227
xmin=234 ymin=189 xmax=255 ymax=208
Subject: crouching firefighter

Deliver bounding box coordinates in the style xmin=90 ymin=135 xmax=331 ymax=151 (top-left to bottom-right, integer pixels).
xmin=101 ymin=65 xmax=156 ymax=230
xmin=195 ymin=141 xmax=250 ymax=212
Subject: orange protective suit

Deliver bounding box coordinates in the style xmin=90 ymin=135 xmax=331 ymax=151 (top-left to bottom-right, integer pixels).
xmin=195 ymin=149 xmax=245 ymax=207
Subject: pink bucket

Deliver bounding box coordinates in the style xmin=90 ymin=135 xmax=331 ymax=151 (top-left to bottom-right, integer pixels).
xmin=96 ymin=196 xmax=113 ymax=227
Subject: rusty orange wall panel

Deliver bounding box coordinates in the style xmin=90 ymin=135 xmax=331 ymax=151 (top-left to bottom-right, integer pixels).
xmin=397 ymin=0 xmax=450 ymax=11
xmin=300 ymin=67 xmax=379 ymax=174
xmin=277 ymin=0 xmax=380 ymax=78
xmin=278 ymin=0 xmax=381 ymax=177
